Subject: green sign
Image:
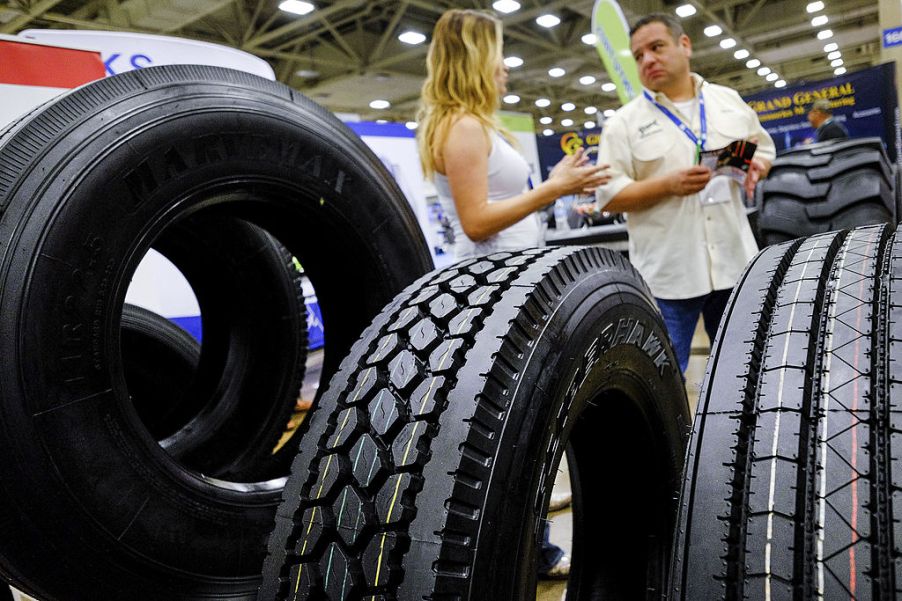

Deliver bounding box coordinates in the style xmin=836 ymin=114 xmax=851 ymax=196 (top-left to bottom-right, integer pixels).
xmin=592 ymin=0 xmax=642 ymax=105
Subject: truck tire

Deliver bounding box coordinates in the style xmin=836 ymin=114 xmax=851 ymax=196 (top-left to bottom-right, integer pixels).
xmin=121 ymin=303 xmax=201 ymax=439
xmin=148 ymin=215 xmax=308 ymax=477
xmin=0 ymin=65 xmax=432 ymax=600
xmin=758 ymin=138 xmax=894 ymax=245
xmin=669 ymin=224 xmax=902 ymax=600
xmin=260 ymin=246 xmax=690 ymax=601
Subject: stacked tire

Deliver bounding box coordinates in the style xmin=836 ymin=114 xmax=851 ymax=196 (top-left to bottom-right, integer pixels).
xmin=757 ymin=138 xmax=896 ymax=246
xmin=0 ymin=65 xmax=432 ymax=600
xmin=669 ymin=224 xmax=902 ymax=600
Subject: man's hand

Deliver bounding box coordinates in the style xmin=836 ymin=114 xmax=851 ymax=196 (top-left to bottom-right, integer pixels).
xmin=668 ymin=165 xmax=712 ymax=196
xmin=744 ymin=157 xmax=771 ymax=199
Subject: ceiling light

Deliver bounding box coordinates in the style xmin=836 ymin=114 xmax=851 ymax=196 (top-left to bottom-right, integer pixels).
xmin=375 ymin=119 xmax=388 ymax=124
xmin=585 ymin=106 xmax=598 ymax=114
xmin=746 ymin=58 xmax=761 ymax=69
xmin=582 ymin=33 xmax=597 ymax=45
xmin=503 ymin=94 xmax=520 ymax=104
xmin=811 ymin=15 xmax=828 ymax=27
xmin=734 ymin=49 xmax=749 ymax=59
xmin=757 ymin=66 xmax=771 ymax=76
xmin=579 ymin=75 xmax=597 ymax=85
xmin=831 ymin=58 xmax=844 ymax=67
xmin=603 ymin=109 xmax=616 ymax=117
xmin=492 ymin=0 xmax=520 ymax=14
xmin=535 ymin=98 xmax=551 ymax=108
xmin=585 ymin=121 xmax=597 ymax=129
xmin=540 ymin=116 xmax=553 ymax=124
xmin=806 ymin=1 xmax=825 ymax=12
xmin=823 ymin=42 xmax=838 ymax=52
xmin=536 ymin=14 xmax=560 ymax=28
xmin=561 ymin=102 xmax=576 ymax=111
xmin=827 ymin=51 xmax=842 ymax=60
xmin=775 ymin=80 xmax=787 ymax=88
xmin=834 ymin=66 xmax=847 ymax=75
xmin=369 ymin=99 xmax=390 ymax=109
xmin=766 ymin=72 xmax=779 ymax=81
xmin=561 ymin=118 xmax=574 ymax=127
xmin=405 ymin=121 xmax=418 ymax=130
xmin=601 ymin=82 xmax=617 ymax=92
xmin=817 ymin=29 xmax=833 ymax=40
xmin=719 ymin=38 xmax=737 ymax=49
xmin=704 ymin=25 xmax=722 ymax=37
xmin=295 ymin=69 xmax=320 ymax=78
xmin=279 ymin=0 xmax=314 ymax=15
xmin=548 ymin=67 xmax=566 ymax=78
xmin=543 ymin=129 xmax=554 ymax=136
xmin=504 ymin=56 xmax=524 ymax=68
xmin=398 ymin=31 xmax=426 ymax=45
xmin=675 ymin=4 xmax=697 ymax=18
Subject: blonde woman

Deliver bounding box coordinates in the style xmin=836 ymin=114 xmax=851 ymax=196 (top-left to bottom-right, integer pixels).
xmin=418 ymin=9 xmax=609 ymax=261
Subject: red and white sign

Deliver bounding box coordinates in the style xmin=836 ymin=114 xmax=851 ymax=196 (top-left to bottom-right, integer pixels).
xmin=0 ymin=35 xmax=104 ymax=128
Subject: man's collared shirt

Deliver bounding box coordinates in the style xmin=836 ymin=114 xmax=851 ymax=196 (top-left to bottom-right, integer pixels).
xmin=597 ymin=73 xmax=776 ymax=300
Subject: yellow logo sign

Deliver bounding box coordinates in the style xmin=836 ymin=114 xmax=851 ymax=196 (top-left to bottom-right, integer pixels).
xmin=561 ymin=132 xmax=584 ymax=155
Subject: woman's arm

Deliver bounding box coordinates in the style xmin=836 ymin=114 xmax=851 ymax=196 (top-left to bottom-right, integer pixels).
xmin=442 ymin=115 xmax=606 ymax=242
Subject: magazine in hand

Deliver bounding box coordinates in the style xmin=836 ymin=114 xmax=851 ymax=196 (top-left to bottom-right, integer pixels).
xmin=697 ymin=139 xmax=757 ymax=184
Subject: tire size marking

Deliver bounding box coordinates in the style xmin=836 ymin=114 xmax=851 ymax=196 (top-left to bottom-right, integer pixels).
xmin=59 ymin=233 xmax=108 ymax=386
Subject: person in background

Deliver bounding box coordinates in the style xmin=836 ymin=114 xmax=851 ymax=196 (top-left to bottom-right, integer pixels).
xmin=416 ymin=8 xmax=608 ymax=579
xmin=807 ymin=98 xmax=849 ymax=142
xmin=416 ymin=9 xmax=608 ymax=262
xmin=595 ymin=13 xmax=775 ymax=373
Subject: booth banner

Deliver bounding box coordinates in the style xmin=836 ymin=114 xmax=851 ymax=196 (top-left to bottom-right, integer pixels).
xmin=18 ymin=29 xmax=275 ymax=80
xmin=536 ymin=129 xmax=603 ymax=180
xmin=591 ymin=0 xmax=641 ymax=104
xmin=743 ymin=63 xmax=899 ymax=160
xmin=0 ymin=36 xmax=105 ymax=129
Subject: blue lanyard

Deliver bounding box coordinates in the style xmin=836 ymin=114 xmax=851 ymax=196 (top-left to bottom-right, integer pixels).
xmin=643 ymin=89 xmax=707 ymax=151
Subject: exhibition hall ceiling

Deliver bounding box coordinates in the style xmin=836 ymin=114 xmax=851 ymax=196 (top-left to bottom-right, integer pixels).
xmin=0 ymin=0 xmax=882 ymax=128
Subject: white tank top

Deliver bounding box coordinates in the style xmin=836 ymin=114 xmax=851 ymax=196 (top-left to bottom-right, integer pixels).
xmin=435 ymin=130 xmax=542 ymax=260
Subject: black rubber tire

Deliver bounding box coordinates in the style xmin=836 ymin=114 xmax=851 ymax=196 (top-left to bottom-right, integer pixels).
xmin=0 ymin=65 xmax=432 ymax=600
xmin=121 ymin=303 xmax=201 ymax=439
xmin=149 ymin=215 xmax=308 ymax=477
xmin=758 ymin=138 xmax=894 ymax=246
xmin=668 ymin=224 xmax=902 ymax=600
xmin=259 ymin=246 xmax=690 ymax=601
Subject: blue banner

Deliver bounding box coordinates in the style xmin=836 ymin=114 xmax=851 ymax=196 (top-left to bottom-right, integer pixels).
xmin=743 ymin=63 xmax=898 ymax=161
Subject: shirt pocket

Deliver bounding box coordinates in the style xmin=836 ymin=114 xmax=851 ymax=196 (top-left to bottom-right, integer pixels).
xmin=706 ymin=110 xmax=751 ymax=149
xmin=632 ymin=132 xmax=678 ymax=181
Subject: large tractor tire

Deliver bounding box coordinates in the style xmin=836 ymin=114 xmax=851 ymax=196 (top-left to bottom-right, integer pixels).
xmin=669 ymin=224 xmax=902 ymax=600
xmin=0 ymin=65 xmax=432 ymax=600
xmin=758 ymin=138 xmax=894 ymax=246
xmin=260 ymin=246 xmax=690 ymax=601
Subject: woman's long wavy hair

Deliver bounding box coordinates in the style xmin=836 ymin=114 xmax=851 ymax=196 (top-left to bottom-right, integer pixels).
xmin=417 ymin=9 xmax=504 ymax=180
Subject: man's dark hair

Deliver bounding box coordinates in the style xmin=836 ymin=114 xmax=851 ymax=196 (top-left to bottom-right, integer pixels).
xmin=630 ymin=13 xmax=685 ymax=39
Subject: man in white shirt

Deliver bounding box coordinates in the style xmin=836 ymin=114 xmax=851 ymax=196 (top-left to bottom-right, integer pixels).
xmin=596 ymin=13 xmax=775 ymax=372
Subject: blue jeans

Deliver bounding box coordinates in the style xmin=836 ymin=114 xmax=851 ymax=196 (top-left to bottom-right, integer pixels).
xmin=656 ymin=289 xmax=732 ymax=373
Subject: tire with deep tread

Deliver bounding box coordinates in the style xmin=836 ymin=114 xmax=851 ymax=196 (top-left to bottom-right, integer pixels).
xmin=0 ymin=65 xmax=432 ymax=600
xmin=260 ymin=246 xmax=690 ymax=601
xmin=758 ymin=138 xmax=895 ymax=245
xmin=668 ymin=223 xmax=902 ymax=600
